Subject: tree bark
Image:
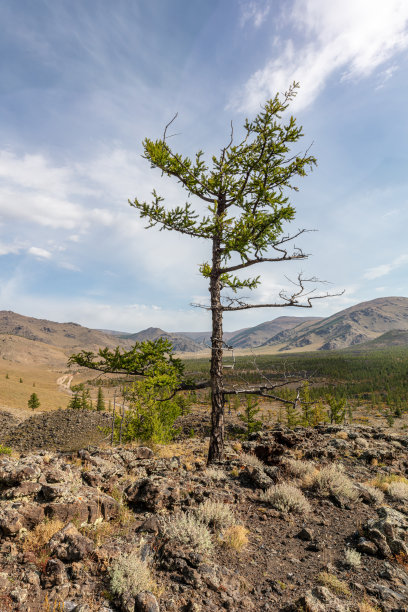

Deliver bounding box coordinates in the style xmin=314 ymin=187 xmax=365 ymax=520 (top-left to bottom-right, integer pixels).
xmin=207 ymin=198 xmax=225 ymax=464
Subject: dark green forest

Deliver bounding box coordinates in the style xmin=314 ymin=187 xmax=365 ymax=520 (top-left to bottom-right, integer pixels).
xmin=183 ymin=346 xmax=408 ymax=416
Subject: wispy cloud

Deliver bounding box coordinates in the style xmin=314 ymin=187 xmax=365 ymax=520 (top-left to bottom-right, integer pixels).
xmin=235 ymin=0 xmax=408 ymax=112
xmin=364 ymin=254 xmax=408 ymax=280
xmin=240 ymin=1 xmax=270 ymax=28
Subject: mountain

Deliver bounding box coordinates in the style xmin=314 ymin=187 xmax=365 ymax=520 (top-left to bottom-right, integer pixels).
xmin=226 ymin=316 xmax=322 ymax=348
xmin=346 ymin=329 xmax=408 ymax=351
xmin=0 ymin=311 xmax=135 ymax=355
xmin=120 ymin=327 xmax=203 ymax=353
xmin=262 ymin=297 xmax=408 ymax=351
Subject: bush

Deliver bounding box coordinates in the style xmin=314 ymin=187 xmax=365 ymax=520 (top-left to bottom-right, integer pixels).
xmin=285 ymin=458 xmax=317 ymax=481
xmin=204 ymin=468 xmax=227 ymax=481
xmin=161 ymin=512 xmax=213 ymax=554
xmin=195 ymin=500 xmax=235 ymax=532
xmin=344 ymin=548 xmax=361 ymax=568
xmin=260 ymin=483 xmax=311 ymax=514
xmin=109 ymin=551 xmax=155 ymax=598
xmin=388 ymin=481 xmax=408 ymax=501
xmin=221 ymin=525 xmax=249 ymax=552
xmin=360 ymin=484 xmax=384 ymax=505
xmin=311 ymin=464 xmax=359 ymax=501
xmin=0 ymin=444 xmax=12 ymax=455
xmin=239 ymin=453 xmax=264 ymax=469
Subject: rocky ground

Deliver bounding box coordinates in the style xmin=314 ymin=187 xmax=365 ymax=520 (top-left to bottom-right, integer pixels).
xmin=0 ymin=416 xmax=407 ymax=612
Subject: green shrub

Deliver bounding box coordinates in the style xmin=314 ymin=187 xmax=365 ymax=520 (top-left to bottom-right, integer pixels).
xmin=0 ymin=444 xmax=12 ymax=455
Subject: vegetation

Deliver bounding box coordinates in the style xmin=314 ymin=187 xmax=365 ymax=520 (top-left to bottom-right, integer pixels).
xmin=96 ymin=387 xmax=105 ymax=412
xmin=0 ymin=444 xmax=12 ymax=455
xmin=183 ymin=345 xmax=408 ymax=420
xmin=260 ymin=483 xmax=311 ymax=514
xmin=109 ymin=551 xmax=156 ymax=599
xmin=28 ymin=392 xmax=40 ymax=411
xmin=128 ymin=82 xmax=326 ymax=463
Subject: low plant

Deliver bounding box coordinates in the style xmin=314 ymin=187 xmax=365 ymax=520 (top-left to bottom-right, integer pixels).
xmin=204 ymin=467 xmax=226 ymax=481
xmin=317 ymin=571 xmax=351 ymax=596
xmin=260 ymin=483 xmax=311 ymax=514
xmin=285 ymin=458 xmax=317 ymax=482
xmin=0 ymin=444 xmax=12 ymax=455
xmin=195 ymin=500 xmax=235 ymax=532
xmin=359 ymin=484 xmax=384 ymax=505
xmin=109 ymin=551 xmax=156 ymax=598
xmin=221 ymin=525 xmax=249 ymax=552
xmin=344 ymin=548 xmax=361 ymax=568
xmin=310 ymin=463 xmax=359 ymax=501
xmin=239 ymin=453 xmax=264 ymax=469
xmin=357 ymin=600 xmax=382 ymax=612
xmin=387 ymin=481 xmax=408 ymax=501
xmin=369 ymin=473 xmax=408 ymax=492
xmin=161 ymin=512 xmax=213 ymax=554
xmin=23 ymin=519 xmax=64 ymax=555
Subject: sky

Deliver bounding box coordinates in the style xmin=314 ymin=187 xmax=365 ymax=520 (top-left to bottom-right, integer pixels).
xmin=1 ymin=0 xmax=408 ymax=333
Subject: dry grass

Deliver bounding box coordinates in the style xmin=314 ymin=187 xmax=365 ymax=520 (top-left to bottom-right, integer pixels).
xmin=260 ymin=483 xmax=311 ymax=514
xmin=221 ymin=525 xmax=249 ymax=552
xmin=0 ymin=362 xmax=71 ymax=413
xmin=369 ymin=473 xmax=408 ymax=492
xmin=285 ymin=458 xmax=317 ymax=482
xmin=359 ymin=483 xmax=385 ymax=505
xmin=317 ymin=572 xmax=351 ymax=597
xmin=41 ymin=595 xmax=64 ymax=612
xmin=204 ymin=467 xmax=227 ymax=481
xmin=310 ymin=464 xmax=359 ymax=501
xmin=357 ymin=599 xmax=382 ymax=612
xmin=336 ymin=431 xmax=348 ymax=440
xmin=23 ymin=519 xmax=64 ymax=555
xmin=239 ymin=453 xmax=264 ymax=469
xmin=195 ymin=500 xmax=236 ymax=532
xmin=162 ymin=512 xmax=213 ymax=554
xmin=387 ymin=481 xmax=408 ymax=501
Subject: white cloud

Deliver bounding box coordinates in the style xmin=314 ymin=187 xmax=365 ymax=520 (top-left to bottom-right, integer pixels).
xmin=236 ymin=0 xmax=408 ymax=112
xmin=364 ymin=253 xmax=408 ymax=280
xmin=27 ymin=246 xmax=52 ymax=259
xmin=0 ymin=241 xmax=22 ymax=256
xmin=240 ymin=1 xmax=270 ymax=28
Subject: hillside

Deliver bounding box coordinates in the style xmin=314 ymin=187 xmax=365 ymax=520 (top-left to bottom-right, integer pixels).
xmin=262 ymin=296 xmax=408 ymax=351
xmin=0 ymin=310 xmax=135 ymax=354
xmin=227 ymin=316 xmax=322 ymax=348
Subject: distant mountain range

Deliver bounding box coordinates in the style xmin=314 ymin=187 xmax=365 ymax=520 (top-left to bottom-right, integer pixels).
xmin=1 ymin=297 xmax=408 ymax=364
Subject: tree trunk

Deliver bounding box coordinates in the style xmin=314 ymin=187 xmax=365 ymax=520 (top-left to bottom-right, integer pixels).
xmin=207 ymin=200 xmax=225 ymax=464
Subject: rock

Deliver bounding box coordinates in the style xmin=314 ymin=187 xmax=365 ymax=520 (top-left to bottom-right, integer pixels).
xmin=239 ymin=466 xmax=274 ymax=490
xmin=362 ymin=505 xmax=408 ymax=558
xmin=296 ymin=527 xmax=314 ymax=541
xmin=356 ymin=537 xmax=378 ymax=556
xmin=43 ymin=558 xmax=68 ymax=587
xmin=134 ymin=591 xmax=160 ymax=612
xmin=132 ymin=447 xmax=154 ymax=460
xmin=0 ymin=506 xmax=24 ymax=535
xmin=126 ymin=478 xmax=179 ymax=511
xmin=48 ymin=522 xmax=94 ymax=562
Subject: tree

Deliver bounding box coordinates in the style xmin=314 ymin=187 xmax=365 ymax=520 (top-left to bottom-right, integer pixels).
xmin=96 ymin=387 xmax=105 ymax=412
xmin=70 ymin=84 xmax=337 ymax=463
xmin=28 ymin=393 xmax=40 ymax=411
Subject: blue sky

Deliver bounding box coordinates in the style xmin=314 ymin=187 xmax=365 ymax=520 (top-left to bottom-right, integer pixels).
xmin=1 ymin=0 xmax=408 ymax=332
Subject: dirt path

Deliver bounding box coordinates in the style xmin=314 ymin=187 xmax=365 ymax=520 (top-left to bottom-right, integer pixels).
xmin=56 ymin=373 xmax=74 ymax=395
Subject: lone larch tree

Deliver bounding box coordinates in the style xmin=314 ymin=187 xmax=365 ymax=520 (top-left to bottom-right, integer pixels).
xmin=131 ymin=83 xmax=333 ymax=463
xmin=70 ymin=84 xmax=336 ymax=463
